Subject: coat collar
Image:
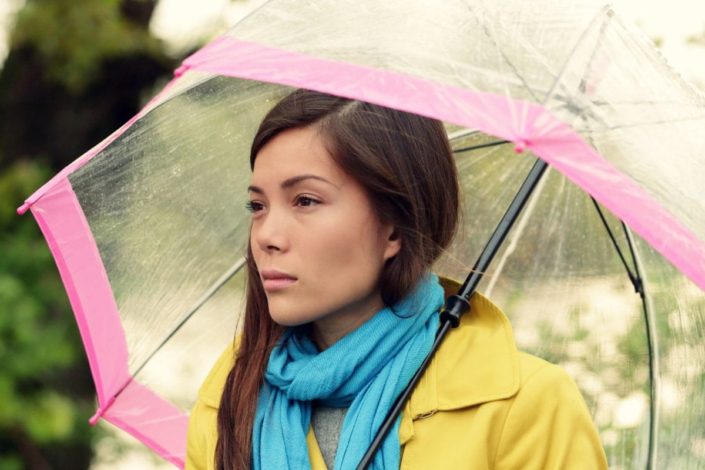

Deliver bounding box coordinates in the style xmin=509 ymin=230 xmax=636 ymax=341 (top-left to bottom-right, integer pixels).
xmin=405 ymin=277 xmax=520 ymax=419
xmin=197 ymin=278 xmax=521 ymax=415
xmin=198 ymin=340 xmax=237 ymax=409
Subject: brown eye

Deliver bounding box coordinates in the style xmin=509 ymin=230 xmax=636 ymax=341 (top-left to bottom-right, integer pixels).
xmin=295 ymin=195 xmax=321 ymax=207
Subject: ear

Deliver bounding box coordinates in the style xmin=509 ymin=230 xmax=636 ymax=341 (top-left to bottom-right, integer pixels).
xmin=382 ymin=225 xmax=402 ymax=261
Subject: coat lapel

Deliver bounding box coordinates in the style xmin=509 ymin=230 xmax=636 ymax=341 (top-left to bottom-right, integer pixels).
xmin=400 ymin=279 xmax=521 ymax=445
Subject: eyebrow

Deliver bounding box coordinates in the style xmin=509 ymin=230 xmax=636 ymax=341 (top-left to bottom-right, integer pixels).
xmin=247 ymin=174 xmax=339 ymax=194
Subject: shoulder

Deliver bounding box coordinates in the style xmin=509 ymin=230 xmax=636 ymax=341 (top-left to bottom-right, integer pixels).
xmin=433 ymin=290 xmax=598 ymax=424
xmin=402 ymin=283 xmax=606 ymax=468
xmin=414 ymin=290 xmax=522 ymax=411
xmin=493 ymin=352 xmax=608 ymax=469
xmin=185 ymin=340 xmax=238 ymax=470
xmin=196 ymin=340 xmax=238 ymax=408
xmin=511 ymin=351 xmax=595 ymax=419
xmin=516 ymin=351 xmax=577 ymax=393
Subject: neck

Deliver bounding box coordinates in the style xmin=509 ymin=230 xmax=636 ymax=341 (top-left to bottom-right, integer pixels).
xmin=311 ymin=290 xmax=385 ymax=350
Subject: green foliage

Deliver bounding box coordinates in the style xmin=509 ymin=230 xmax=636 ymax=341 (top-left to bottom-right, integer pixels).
xmin=0 ymin=455 xmax=23 ymax=470
xmin=0 ymin=0 xmax=177 ymax=465
xmin=10 ymin=0 xmax=163 ymax=92
xmin=0 ymin=160 xmax=95 ymax=467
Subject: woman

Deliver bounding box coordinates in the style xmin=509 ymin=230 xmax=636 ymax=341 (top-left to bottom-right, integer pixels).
xmin=186 ymin=89 xmax=608 ymax=469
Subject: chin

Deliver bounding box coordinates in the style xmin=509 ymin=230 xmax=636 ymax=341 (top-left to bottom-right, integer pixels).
xmin=269 ymin=315 xmax=304 ymax=327
xmin=267 ymin=303 xmax=320 ymax=327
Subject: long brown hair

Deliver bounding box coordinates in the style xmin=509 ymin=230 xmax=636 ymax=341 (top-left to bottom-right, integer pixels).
xmin=216 ymin=89 xmax=460 ymax=469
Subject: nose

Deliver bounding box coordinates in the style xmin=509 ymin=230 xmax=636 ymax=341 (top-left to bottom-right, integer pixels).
xmin=252 ymin=208 xmax=290 ymax=254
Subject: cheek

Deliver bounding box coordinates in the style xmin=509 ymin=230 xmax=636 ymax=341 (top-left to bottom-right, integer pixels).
xmin=260 ymin=203 xmax=390 ymax=325
xmin=309 ymin=216 xmax=386 ymax=282
xmin=249 ymin=231 xmax=262 ymax=268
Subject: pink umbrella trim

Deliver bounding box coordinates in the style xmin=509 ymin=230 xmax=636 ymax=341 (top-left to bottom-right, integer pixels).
xmin=30 ymin=177 xmax=130 ymax=402
xmin=28 ymin=177 xmax=187 ymax=466
xmin=105 ymin=379 xmax=188 ymax=467
xmin=177 ymin=36 xmax=705 ymax=291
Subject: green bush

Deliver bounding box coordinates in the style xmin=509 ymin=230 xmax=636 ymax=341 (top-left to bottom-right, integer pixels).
xmin=0 ymin=161 xmax=95 ymax=469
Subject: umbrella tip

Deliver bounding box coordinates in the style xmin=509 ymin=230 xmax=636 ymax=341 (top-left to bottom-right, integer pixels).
xmin=514 ymin=140 xmax=527 ymax=153
xmin=89 ymin=408 xmax=104 ymax=426
xmin=17 ymin=202 xmax=30 ymax=215
xmin=174 ymin=64 xmax=189 ymax=77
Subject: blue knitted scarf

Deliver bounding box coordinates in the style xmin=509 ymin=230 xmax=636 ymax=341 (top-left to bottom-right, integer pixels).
xmin=252 ymin=274 xmax=444 ymax=469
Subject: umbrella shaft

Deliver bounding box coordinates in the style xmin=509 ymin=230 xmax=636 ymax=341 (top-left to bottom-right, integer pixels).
xmin=458 ymin=158 xmax=548 ymax=299
xmin=355 ymin=320 xmax=453 ymax=470
xmin=357 ymin=157 xmax=549 ymax=468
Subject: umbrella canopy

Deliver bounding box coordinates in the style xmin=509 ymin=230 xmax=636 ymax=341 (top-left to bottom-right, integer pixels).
xmin=18 ymin=0 xmax=705 ymax=468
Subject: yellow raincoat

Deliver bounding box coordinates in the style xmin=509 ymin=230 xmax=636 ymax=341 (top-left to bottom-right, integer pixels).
xmin=186 ymin=280 xmax=608 ymax=469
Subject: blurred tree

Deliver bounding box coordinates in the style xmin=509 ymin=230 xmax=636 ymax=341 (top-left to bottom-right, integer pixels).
xmin=0 ymin=0 xmax=177 ymax=172
xmin=0 ymin=161 xmax=95 ymax=469
xmin=0 ymin=0 xmax=179 ymax=468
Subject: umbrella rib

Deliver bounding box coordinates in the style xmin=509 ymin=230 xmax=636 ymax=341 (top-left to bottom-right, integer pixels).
xmin=463 ymin=1 xmax=542 ymax=102
xmin=585 ymin=114 xmax=705 ymax=133
xmin=591 ymin=197 xmax=658 ymax=469
xmin=128 ymin=257 xmax=247 ymax=385
xmin=453 ymin=139 xmax=510 ymax=154
xmin=447 ymin=128 xmax=483 ymax=141
xmin=578 ymin=7 xmax=614 ymax=96
xmin=541 ymin=5 xmax=613 ymax=105
xmin=621 ymin=222 xmax=659 ymax=470
xmin=590 ymin=197 xmax=640 ymax=290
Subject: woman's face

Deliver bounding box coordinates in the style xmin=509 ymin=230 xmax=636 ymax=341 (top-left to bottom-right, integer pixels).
xmin=248 ymin=126 xmax=400 ymax=345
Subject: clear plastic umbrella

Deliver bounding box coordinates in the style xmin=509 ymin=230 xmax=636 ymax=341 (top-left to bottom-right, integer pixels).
xmin=18 ymin=0 xmax=705 ymax=468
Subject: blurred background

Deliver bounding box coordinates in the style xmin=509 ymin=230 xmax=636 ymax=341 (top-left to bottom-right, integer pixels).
xmin=0 ymin=0 xmax=704 ymax=468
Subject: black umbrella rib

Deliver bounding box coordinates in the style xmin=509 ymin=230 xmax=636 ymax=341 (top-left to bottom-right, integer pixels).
xmin=591 ymin=197 xmax=657 ymax=469
xmin=453 ymin=139 xmax=510 ymax=154
xmin=621 ymin=222 xmax=658 ymax=470
xmin=590 ymin=197 xmax=642 ymax=293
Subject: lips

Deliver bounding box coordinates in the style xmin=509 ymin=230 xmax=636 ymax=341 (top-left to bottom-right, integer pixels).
xmin=260 ymin=269 xmax=298 ymax=291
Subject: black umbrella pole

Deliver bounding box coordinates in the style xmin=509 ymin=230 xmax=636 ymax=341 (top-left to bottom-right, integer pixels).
xmin=453 ymin=158 xmax=549 ymax=304
xmin=355 ymin=319 xmax=454 ymax=470
xmin=356 ymin=158 xmax=549 ymax=469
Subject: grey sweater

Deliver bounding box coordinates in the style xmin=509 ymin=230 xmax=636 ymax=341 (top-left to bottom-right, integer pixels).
xmin=311 ymin=405 xmax=347 ymax=468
